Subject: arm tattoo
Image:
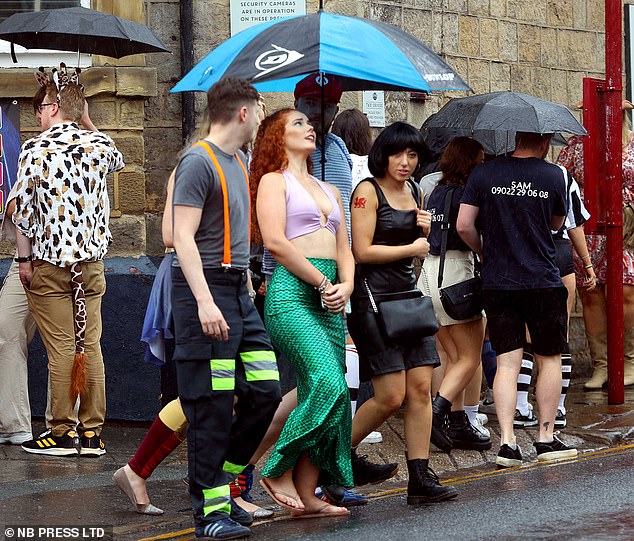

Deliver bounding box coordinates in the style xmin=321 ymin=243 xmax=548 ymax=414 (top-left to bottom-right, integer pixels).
xmin=353 ymin=196 xmax=367 ymax=209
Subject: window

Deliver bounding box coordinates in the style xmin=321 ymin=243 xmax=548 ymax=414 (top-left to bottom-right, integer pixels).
xmin=0 ymin=0 xmax=92 ymax=68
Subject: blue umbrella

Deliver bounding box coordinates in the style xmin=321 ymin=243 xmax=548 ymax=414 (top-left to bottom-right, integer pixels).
xmin=171 ymin=11 xmax=470 ymax=94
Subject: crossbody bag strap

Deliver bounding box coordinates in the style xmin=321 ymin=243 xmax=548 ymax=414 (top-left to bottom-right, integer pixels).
xmin=196 ymin=141 xmax=232 ymax=267
xmin=364 ymin=278 xmax=379 ymax=314
xmin=438 ymin=187 xmax=456 ymax=289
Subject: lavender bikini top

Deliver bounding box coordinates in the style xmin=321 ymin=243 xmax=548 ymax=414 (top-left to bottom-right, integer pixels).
xmin=282 ymin=169 xmax=341 ymax=240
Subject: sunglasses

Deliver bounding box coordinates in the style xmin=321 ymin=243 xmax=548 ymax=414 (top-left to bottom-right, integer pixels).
xmin=37 ymin=102 xmax=56 ymax=113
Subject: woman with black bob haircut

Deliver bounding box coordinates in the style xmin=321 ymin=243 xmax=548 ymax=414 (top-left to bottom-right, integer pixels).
xmin=347 ymin=121 xmax=458 ymax=505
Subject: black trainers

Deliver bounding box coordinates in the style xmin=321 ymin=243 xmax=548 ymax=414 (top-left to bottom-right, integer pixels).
xmin=229 ymin=498 xmax=253 ymax=527
xmin=406 ymin=458 xmax=458 ymax=504
xmin=446 ymin=411 xmax=492 ymax=450
xmin=21 ymin=430 xmax=79 ymax=456
xmin=195 ymin=517 xmax=250 ymax=540
xmin=351 ymin=450 xmax=399 ymax=486
xmin=318 ymin=486 xmax=368 ymax=507
xmin=555 ymin=409 xmax=567 ymax=428
xmin=513 ymin=405 xmax=539 ymax=427
xmin=534 ymin=435 xmax=577 ymax=462
xmin=495 ymin=444 xmax=523 ymax=468
xmin=79 ymin=431 xmax=106 ymax=457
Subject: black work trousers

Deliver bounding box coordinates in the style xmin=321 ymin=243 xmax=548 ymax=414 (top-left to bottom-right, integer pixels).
xmin=172 ymin=267 xmax=282 ymax=526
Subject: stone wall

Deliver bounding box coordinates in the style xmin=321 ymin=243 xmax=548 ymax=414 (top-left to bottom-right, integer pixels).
xmin=0 ymin=0 xmax=614 ymax=259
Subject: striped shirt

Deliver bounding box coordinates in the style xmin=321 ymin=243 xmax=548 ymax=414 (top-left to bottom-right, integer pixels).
xmin=553 ymin=164 xmax=590 ymax=240
xmin=262 ymin=133 xmax=353 ymax=276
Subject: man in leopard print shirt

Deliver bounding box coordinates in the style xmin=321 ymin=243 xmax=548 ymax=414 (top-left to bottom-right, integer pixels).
xmin=11 ymin=76 xmax=124 ymax=457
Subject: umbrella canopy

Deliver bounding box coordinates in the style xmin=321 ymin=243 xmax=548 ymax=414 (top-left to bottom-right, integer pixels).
xmin=0 ymin=6 xmax=170 ymax=61
xmin=420 ymin=122 xmax=569 ymax=156
xmin=171 ymin=11 xmax=471 ymax=94
xmin=423 ymin=91 xmax=587 ymax=136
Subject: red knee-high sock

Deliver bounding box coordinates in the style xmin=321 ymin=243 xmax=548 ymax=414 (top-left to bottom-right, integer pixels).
xmin=128 ymin=417 xmax=184 ymax=479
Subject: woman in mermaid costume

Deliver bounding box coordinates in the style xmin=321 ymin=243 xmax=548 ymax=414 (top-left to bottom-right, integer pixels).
xmin=251 ymin=109 xmax=355 ymax=519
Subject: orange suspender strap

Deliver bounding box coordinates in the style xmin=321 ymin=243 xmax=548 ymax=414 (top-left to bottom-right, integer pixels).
xmin=196 ymin=141 xmax=231 ymax=266
xmin=234 ymin=154 xmax=251 ymax=245
xmin=194 ymin=141 xmax=251 ymax=267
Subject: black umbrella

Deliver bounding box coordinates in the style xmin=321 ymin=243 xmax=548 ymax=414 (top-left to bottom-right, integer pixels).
xmin=0 ymin=6 xmax=170 ymax=63
xmin=420 ymin=121 xmax=569 ymax=156
xmin=424 ymin=91 xmax=587 ymax=137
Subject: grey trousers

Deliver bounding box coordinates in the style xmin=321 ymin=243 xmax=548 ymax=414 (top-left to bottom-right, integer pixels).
xmin=0 ymin=261 xmax=37 ymax=434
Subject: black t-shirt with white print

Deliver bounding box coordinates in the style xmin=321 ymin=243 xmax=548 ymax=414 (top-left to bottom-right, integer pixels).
xmin=461 ymin=156 xmax=567 ymax=290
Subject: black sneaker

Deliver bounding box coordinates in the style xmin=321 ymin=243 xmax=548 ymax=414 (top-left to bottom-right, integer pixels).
xmin=446 ymin=411 xmax=492 ymax=451
xmin=495 ymin=444 xmax=522 ymax=468
xmin=534 ymin=435 xmax=577 ymax=462
xmin=21 ymin=430 xmax=79 ymax=456
xmin=318 ymin=486 xmax=368 ymax=507
xmin=195 ymin=517 xmax=250 ymax=540
xmin=351 ymin=450 xmax=399 ymax=486
xmin=79 ymin=431 xmax=106 ymax=456
xmin=229 ymin=498 xmax=253 ymax=527
xmin=555 ymin=409 xmax=567 ymax=428
xmin=513 ymin=405 xmax=539 ymax=427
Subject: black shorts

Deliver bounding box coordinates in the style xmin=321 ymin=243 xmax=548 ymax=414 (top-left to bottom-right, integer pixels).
xmin=348 ymin=300 xmax=440 ymax=382
xmin=483 ymin=287 xmax=568 ymax=356
xmin=554 ymin=238 xmax=574 ymax=277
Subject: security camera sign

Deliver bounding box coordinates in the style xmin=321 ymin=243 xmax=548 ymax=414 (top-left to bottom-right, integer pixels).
xmin=363 ymin=91 xmax=386 ymax=128
xmin=230 ymin=0 xmax=306 ymax=36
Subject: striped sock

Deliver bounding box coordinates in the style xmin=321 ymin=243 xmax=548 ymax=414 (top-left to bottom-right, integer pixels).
xmin=559 ymin=344 xmax=572 ymax=414
xmin=516 ymin=344 xmax=534 ymax=416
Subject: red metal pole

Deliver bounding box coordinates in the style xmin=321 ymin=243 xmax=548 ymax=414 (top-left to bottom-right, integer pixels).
xmin=605 ymin=0 xmax=624 ymax=404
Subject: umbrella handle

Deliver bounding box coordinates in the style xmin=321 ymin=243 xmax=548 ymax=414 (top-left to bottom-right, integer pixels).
xmin=11 ymin=42 xmax=17 ymax=64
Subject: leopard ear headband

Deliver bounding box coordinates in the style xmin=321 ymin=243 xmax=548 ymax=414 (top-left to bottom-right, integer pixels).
xmin=34 ymin=63 xmax=84 ymax=94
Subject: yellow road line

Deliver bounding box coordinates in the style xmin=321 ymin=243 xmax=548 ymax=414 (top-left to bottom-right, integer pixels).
xmin=137 ymin=443 xmax=634 ymax=541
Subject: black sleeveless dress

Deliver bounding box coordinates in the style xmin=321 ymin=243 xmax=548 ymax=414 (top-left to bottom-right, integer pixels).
xmin=348 ymin=178 xmax=440 ymax=382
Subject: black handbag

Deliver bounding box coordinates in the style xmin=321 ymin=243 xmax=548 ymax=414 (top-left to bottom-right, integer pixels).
xmin=364 ymin=279 xmax=439 ymax=339
xmin=437 ymin=187 xmax=483 ymax=321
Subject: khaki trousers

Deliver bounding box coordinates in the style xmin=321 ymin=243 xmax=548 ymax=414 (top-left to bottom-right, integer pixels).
xmin=26 ymin=260 xmax=106 ymax=437
xmin=0 ymin=261 xmax=37 ymax=434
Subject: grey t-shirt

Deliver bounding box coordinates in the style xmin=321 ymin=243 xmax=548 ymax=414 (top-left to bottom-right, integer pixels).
xmin=172 ymin=143 xmax=250 ymax=269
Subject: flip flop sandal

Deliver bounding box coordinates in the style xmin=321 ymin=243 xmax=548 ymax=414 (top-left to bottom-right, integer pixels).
xmin=291 ymin=503 xmax=351 ymax=520
xmin=252 ymin=507 xmax=274 ymax=519
xmin=259 ymin=478 xmax=303 ymax=511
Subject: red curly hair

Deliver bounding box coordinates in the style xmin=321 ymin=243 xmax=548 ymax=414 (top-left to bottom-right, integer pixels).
xmin=250 ymin=108 xmax=313 ymax=245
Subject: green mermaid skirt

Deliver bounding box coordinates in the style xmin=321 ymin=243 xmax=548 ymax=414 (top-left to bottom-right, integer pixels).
xmin=261 ymin=258 xmax=353 ymax=487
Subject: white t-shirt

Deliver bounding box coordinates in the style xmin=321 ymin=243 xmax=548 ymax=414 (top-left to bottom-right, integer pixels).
xmin=350 ymin=154 xmax=372 ymax=191
xmin=419 ymin=171 xmax=443 ymax=207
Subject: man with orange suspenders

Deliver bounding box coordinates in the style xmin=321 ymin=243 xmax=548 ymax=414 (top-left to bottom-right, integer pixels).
xmin=171 ymin=78 xmax=281 ymax=540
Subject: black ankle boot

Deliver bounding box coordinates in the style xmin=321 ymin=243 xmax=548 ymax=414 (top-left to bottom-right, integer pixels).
xmin=446 ymin=411 xmax=492 ymax=451
xmin=351 ymin=448 xmax=399 ymax=486
xmin=431 ymin=394 xmax=453 ymax=454
xmin=406 ymin=458 xmax=458 ymax=505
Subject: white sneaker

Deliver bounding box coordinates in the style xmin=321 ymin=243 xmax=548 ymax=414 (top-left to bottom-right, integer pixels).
xmin=469 ymin=416 xmax=490 ymax=438
xmin=360 ymin=431 xmax=383 ymax=444
xmin=0 ymin=432 xmax=33 ymax=445
xmin=476 ymin=412 xmax=488 ymax=426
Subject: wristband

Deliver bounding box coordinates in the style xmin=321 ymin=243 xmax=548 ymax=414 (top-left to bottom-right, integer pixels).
xmin=581 ymin=254 xmax=591 ymax=261
xmin=584 ymin=264 xmax=593 ymax=269
xmin=14 ymin=255 xmax=32 ymax=263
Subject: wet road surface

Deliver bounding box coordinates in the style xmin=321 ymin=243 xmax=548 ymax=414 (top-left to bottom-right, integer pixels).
xmin=3 ymin=442 xmax=633 ymax=540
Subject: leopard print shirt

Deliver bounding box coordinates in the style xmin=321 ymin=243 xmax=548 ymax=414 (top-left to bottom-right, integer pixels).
xmin=12 ymin=122 xmax=124 ymax=266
